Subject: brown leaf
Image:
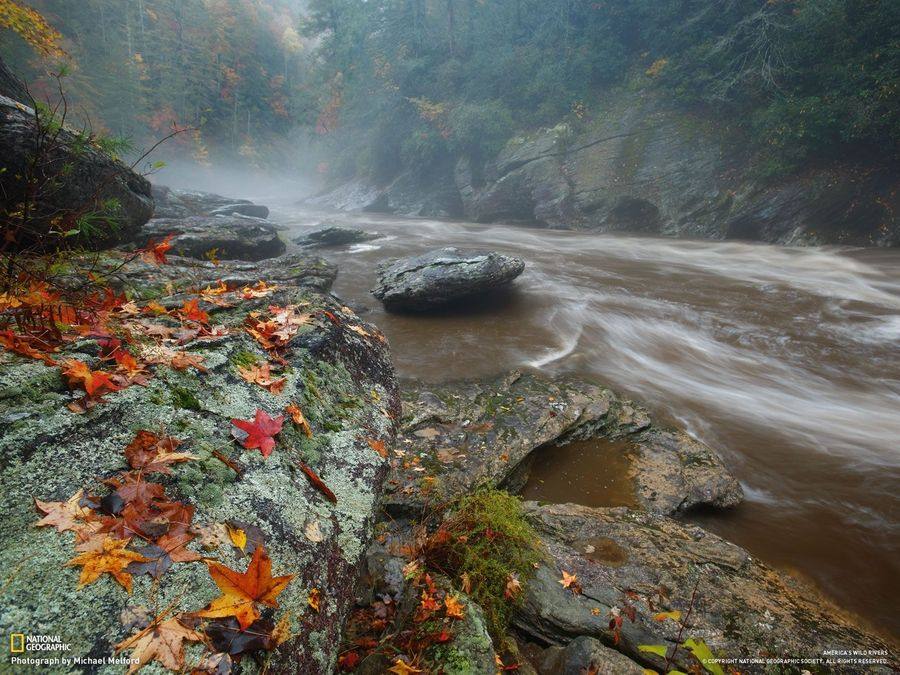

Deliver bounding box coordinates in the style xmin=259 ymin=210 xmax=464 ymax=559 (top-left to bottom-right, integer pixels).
xmin=297 ymin=459 xmax=337 ymax=504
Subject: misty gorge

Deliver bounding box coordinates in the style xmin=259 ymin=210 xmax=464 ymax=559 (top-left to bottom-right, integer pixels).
xmin=0 ymin=1 xmax=898 ymax=673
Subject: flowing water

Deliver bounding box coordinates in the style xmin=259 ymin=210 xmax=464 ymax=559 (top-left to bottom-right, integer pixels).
xmin=275 ymin=205 xmax=900 ymax=638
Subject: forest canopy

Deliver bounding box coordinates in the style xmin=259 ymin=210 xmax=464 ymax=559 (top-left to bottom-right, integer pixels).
xmin=1 ymin=0 xmax=898 ymax=178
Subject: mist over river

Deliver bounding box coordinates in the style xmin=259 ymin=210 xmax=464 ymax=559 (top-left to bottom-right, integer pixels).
xmin=275 ymin=204 xmax=900 ymax=638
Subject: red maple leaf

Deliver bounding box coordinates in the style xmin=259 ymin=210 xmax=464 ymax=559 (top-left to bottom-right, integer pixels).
xmin=142 ymin=234 xmax=174 ymax=265
xmin=231 ymin=410 xmax=284 ymax=457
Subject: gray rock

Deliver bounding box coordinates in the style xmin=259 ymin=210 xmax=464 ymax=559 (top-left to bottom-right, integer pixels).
xmin=372 ymin=247 xmax=525 ymax=311
xmin=0 ymin=94 xmax=154 ymax=250
xmin=294 ymin=225 xmax=381 ymax=247
xmin=208 ymin=203 xmax=270 ymax=219
xmin=385 ymin=370 xmax=741 ymax=516
xmin=514 ymin=502 xmax=897 ymax=672
xmin=540 ymin=636 xmax=644 ymax=675
xmin=0 ymin=254 xmax=400 ymax=673
xmin=137 ymin=215 xmax=285 ymax=261
xmin=151 ymin=183 xmax=192 ymax=219
xmin=171 ymin=188 xmax=253 ymax=215
xmin=0 ymin=56 xmax=28 ymax=102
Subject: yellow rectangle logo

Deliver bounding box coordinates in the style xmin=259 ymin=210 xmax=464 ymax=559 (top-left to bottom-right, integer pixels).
xmin=10 ymin=634 xmax=25 ymax=653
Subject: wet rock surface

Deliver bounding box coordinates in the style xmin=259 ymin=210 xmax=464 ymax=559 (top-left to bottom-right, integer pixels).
xmin=514 ymin=502 xmax=897 ymax=672
xmin=294 ymin=225 xmax=382 ymax=248
xmin=137 ymin=215 xmax=286 ymax=261
xmin=385 ymin=370 xmax=741 ymax=516
xmin=372 ymin=247 xmax=525 ymax=311
xmin=0 ymin=254 xmax=399 ymax=673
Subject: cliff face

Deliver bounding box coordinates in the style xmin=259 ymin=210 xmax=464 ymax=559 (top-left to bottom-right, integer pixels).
xmin=311 ymin=93 xmax=899 ymax=247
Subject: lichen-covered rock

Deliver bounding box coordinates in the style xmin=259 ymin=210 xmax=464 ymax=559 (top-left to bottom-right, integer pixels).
xmin=0 ymin=257 xmax=399 ymax=673
xmin=0 ymin=94 xmax=154 ymax=251
xmin=106 ymin=252 xmax=338 ymax=297
xmin=169 ymin=189 xmax=254 ymax=215
xmin=514 ymin=502 xmax=897 ymax=673
xmin=372 ymin=247 xmax=525 ymax=311
xmin=384 ymin=371 xmax=741 ymax=516
xmin=137 ymin=215 xmax=286 ymax=261
xmin=293 ymin=226 xmax=381 ymax=248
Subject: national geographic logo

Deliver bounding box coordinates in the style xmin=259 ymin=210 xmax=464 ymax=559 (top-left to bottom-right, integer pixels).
xmin=9 ymin=634 xmax=72 ymax=653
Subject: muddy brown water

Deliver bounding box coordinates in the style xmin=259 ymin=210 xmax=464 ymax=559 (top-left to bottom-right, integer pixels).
xmin=274 ymin=205 xmax=900 ymax=638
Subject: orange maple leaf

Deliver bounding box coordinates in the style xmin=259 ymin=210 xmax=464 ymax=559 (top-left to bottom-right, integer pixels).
xmin=559 ymin=570 xmax=582 ymax=595
xmin=194 ymin=545 xmax=294 ymax=629
xmin=444 ymin=593 xmax=465 ymax=619
xmin=176 ymin=299 xmax=209 ymax=324
xmin=238 ymin=363 xmax=286 ymax=394
xmin=115 ymin=614 xmax=202 ymax=673
xmin=61 ymin=359 xmax=120 ymax=397
xmin=308 ymin=587 xmax=321 ymax=612
xmin=65 ymin=536 xmax=149 ymax=593
xmin=142 ymin=234 xmax=174 ymax=265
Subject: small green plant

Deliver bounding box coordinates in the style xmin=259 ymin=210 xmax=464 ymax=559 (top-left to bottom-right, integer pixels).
xmin=422 ymin=489 xmax=541 ymax=640
xmin=170 ymin=385 xmax=201 ymax=411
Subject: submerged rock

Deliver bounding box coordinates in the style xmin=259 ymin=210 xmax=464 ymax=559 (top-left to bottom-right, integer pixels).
xmin=0 ymin=254 xmax=399 ymax=673
xmin=138 ymin=215 xmax=285 ymax=261
xmin=385 ymin=370 xmax=741 ymax=516
xmin=372 ymin=247 xmax=525 ymax=311
xmin=293 ymin=225 xmax=381 ymax=248
xmin=514 ymin=502 xmax=897 ymax=672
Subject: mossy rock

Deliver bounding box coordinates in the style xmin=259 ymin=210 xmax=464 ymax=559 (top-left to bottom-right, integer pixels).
xmin=0 ymin=256 xmax=398 ymax=673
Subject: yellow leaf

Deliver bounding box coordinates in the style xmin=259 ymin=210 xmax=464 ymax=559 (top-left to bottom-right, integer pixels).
xmin=226 ymin=523 xmax=247 ymax=551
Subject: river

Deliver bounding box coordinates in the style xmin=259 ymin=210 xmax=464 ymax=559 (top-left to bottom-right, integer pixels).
xmin=274 ymin=205 xmax=900 ymax=639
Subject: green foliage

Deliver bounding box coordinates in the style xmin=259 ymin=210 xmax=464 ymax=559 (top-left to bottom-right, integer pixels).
xmin=422 ymin=489 xmax=541 ymax=641
xmin=170 ymin=385 xmax=201 ymax=411
xmin=303 ymin=0 xmax=898 ymax=181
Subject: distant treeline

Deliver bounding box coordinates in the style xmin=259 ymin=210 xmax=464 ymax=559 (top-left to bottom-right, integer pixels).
xmin=305 ymin=0 xmax=899 ymax=180
xmin=2 ymin=0 xmax=897 ymax=177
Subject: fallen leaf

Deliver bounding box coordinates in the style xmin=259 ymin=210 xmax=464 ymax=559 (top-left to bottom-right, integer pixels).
xmin=141 ymin=234 xmax=174 ymax=265
xmin=460 ymin=572 xmax=472 ymax=594
xmin=238 ymin=363 xmax=286 ymax=394
xmin=272 ymin=613 xmax=293 ymax=646
xmin=231 ymin=409 xmax=284 ymax=457
xmin=444 ymin=594 xmax=465 ymax=619
xmin=388 ymin=658 xmax=423 ymax=674
xmin=504 ymin=572 xmax=522 ymax=600
xmin=194 ymin=545 xmax=294 ymax=629
xmin=34 ymin=489 xmax=99 ymax=535
xmin=308 ymin=588 xmax=321 ymax=612
xmin=124 ymin=430 xmax=196 ymax=475
xmin=194 ymin=523 xmax=230 ymax=551
xmin=297 ymin=459 xmax=337 ymax=504
xmin=176 ymin=299 xmax=209 ymax=324
xmin=226 ymin=523 xmax=247 ymax=552
xmin=65 ymin=536 xmax=149 ymax=593
xmin=367 ymin=437 xmax=388 ymax=458
xmin=559 ymin=570 xmax=582 ymax=595
xmin=170 ymin=351 xmax=208 ymax=372
xmin=115 ymin=615 xmax=202 ymax=673
xmin=337 ymin=651 xmax=361 ymax=671
xmin=61 ymin=359 xmax=120 ymax=397
xmin=654 ymin=610 xmax=682 ymax=622
xmin=285 ymin=402 xmax=312 ymax=436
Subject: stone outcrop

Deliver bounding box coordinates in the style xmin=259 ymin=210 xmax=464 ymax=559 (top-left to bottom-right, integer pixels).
xmin=294 ymin=225 xmax=382 ymax=248
xmin=137 ymin=215 xmax=286 ymax=261
xmin=384 ymin=370 xmax=742 ymax=516
xmin=372 ymin=247 xmax=525 ymax=311
xmin=0 ymin=252 xmax=399 ymax=673
xmin=0 ymin=94 xmax=154 ymax=250
xmin=307 ymin=93 xmax=899 ymax=247
xmin=514 ymin=502 xmax=897 ymax=672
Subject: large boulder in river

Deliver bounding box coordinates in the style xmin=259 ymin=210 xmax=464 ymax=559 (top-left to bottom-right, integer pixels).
xmin=293 ymin=225 xmax=381 ymax=248
xmin=372 ymin=247 xmax=525 ymax=311
xmin=0 ymin=94 xmax=154 ymax=251
xmin=514 ymin=502 xmax=897 ymax=672
xmin=0 ymin=252 xmax=399 ymax=672
xmin=137 ymin=215 xmax=285 ymax=261
xmin=385 ymin=370 xmax=742 ymax=516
